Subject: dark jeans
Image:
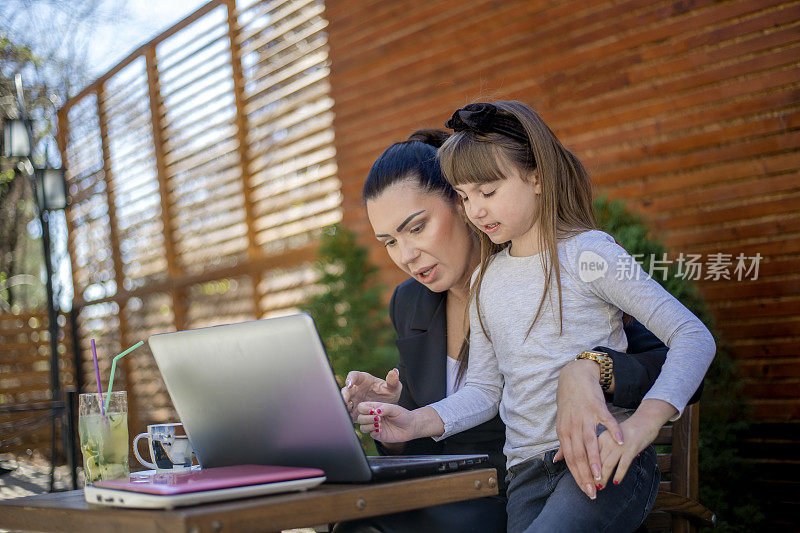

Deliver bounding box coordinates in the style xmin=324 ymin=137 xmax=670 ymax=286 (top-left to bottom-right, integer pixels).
xmin=331 ymin=495 xmax=507 ymax=533
xmin=506 ymin=447 xmax=659 ymax=533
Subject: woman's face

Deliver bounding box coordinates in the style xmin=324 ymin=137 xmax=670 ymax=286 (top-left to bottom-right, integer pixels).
xmin=366 ymin=181 xmax=478 ymax=293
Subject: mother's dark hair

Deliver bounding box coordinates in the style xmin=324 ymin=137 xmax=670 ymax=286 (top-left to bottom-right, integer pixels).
xmin=362 ymin=129 xmax=456 ymax=203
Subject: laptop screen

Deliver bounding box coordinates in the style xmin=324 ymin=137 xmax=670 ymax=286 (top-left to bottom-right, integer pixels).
xmin=148 ymin=315 xmax=374 ymax=482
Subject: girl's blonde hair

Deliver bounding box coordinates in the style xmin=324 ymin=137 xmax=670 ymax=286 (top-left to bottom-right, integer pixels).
xmin=438 ymin=100 xmax=597 ymax=338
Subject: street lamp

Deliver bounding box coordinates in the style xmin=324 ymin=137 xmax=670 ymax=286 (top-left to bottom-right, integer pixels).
xmin=3 ymin=117 xmax=32 ymax=158
xmin=34 ymin=167 xmax=68 ymax=211
xmin=3 ymin=121 xmax=68 ymax=211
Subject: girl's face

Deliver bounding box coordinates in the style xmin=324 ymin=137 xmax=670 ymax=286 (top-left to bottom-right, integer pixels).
xmin=366 ymin=181 xmax=478 ymax=293
xmin=454 ymin=163 xmax=541 ymax=256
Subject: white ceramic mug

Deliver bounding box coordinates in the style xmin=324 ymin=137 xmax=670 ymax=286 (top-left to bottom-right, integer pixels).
xmin=133 ymin=423 xmax=195 ymax=470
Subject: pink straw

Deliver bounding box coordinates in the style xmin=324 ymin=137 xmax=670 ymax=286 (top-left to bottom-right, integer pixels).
xmin=91 ymin=339 xmax=106 ymax=416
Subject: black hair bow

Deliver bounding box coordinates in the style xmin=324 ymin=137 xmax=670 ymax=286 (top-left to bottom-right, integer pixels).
xmin=445 ymin=103 xmax=529 ymax=145
xmin=445 ymin=103 xmax=497 ymax=132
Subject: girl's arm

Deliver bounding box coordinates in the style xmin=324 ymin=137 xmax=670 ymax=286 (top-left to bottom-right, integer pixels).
xmin=610 ymin=317 xmax=703 ymax=407
xmin=356 ymin=298 xmax=504 ymax=443
xmin=576 ymin=232 xmax=715 ymax=486
xmin=427 ymin=298 xmax=504 ymax=440
xmin=555 ymin=317 xmax=703 ymax=499
xmin=579 ymin=232 xmax=715 ymax=417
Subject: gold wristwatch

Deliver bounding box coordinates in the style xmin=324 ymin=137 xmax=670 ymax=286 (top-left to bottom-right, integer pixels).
xmin=574 ymin=350 xmax=613 ymax=393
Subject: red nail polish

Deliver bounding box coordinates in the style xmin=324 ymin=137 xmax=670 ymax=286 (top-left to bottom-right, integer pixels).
xmin=370 ymin=410 xmax=374 ymax=415
xmin=374 ymin=422 xmax=379 ymax=427
xmin=613 ymin=480 xmax=619 ymax=485
xmin=374 ymin=416 xmax=379 ymax=421
xmin=377 ymin=409 xmax=382 ymax=414
xmin=596 ymin=484 xmax=602 ymax=490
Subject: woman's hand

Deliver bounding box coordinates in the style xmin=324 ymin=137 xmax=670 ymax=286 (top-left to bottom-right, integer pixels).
xmin=597 ymin=399 xmax=677 ymax=487
xmin=355 ymin=403 xmax=445 ymax=443
xmin=341 ymin=369 xmax=402 ymax=422
xmin=554 ymin=359 xmax=624 ymax=500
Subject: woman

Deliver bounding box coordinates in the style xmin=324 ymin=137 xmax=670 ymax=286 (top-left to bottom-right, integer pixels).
xmin=336 ymin=129 xmax=701 ymax=533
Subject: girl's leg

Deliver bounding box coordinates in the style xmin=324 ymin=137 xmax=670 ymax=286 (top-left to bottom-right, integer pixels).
xmin=522 ymin=445 xmax=660 ymax=533
xmin=505 ymin=451 xmax=562 ymax=533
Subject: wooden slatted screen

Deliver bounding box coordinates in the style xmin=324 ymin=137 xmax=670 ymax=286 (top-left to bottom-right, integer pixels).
xmin=57 ymin=0 xmax=339 ymax=435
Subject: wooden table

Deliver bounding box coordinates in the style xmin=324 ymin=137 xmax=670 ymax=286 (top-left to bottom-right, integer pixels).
xmin=0 ymin=468 xmax=498 ymax=533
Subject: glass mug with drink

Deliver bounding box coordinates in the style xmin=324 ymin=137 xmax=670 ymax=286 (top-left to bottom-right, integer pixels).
xmin=78 ymin=391 xmax=129 ymax=484
xmin=134 ymin=423 xmax=196 ymax=470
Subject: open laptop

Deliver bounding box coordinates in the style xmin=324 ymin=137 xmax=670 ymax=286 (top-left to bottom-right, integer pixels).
xmin=147 ymin=314 xmax=488 ymax=482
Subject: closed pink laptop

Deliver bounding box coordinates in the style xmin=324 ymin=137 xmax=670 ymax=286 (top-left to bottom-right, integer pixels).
xmin=94 ymin=465 xmax=325 ymax=495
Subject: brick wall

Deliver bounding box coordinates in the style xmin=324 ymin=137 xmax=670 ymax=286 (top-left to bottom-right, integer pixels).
xmin=325 ymin=0 xmax=800 ymax=525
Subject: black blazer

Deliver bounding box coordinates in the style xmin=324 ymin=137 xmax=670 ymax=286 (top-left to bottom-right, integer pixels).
xmin=385 ymin=278 xmax=508 ymax=485
xmin=381 ymin=278 xmax=703 ymax=487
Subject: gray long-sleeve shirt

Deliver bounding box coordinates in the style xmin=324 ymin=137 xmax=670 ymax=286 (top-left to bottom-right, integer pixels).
xmin=430 ymin=230 xmax=715 ymax=468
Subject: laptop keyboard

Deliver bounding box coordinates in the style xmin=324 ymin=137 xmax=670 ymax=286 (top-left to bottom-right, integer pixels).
xmin=367 ymin=456 xmax=483 ymax=465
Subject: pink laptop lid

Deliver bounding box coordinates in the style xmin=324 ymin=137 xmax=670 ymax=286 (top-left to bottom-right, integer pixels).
xmin=93 ymin=465 xmax=325 ymax=495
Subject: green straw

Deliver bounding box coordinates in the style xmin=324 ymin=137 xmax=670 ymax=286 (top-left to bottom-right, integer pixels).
xmin=104 ymin=341 xmax=144 ymax=412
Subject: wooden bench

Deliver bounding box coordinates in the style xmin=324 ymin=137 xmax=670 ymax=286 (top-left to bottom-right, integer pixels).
xmin=645 ymin=403 xmax=716 ymax=531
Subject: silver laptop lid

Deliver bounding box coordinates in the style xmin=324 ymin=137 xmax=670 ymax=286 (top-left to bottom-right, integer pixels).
xmin=148 ymin=314 xmax=372 ymax=482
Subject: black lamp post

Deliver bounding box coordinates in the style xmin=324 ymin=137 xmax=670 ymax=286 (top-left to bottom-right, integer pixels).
xmin=3 ymin=77 xmax=69 ymax=491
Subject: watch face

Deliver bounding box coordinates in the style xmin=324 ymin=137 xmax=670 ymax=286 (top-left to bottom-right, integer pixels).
xmin=582 ymin=351 xmax=607 ymax=360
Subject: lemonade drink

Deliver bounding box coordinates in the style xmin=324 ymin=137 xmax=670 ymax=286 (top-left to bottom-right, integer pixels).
xmin=78 ymin=391 xmax=129 ymax=484
xmin=79 ymin=412 xmax=129 ymax=483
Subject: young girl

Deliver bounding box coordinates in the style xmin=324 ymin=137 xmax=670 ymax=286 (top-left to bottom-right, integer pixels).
xmin=356 ymin=101 xmax=715 ymax=532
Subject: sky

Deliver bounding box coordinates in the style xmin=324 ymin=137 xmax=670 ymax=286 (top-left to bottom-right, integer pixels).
xmin=85 ymin=0 xmax=209 ymax=78
xmin=1 ymin=0 xmax=210 ymax=81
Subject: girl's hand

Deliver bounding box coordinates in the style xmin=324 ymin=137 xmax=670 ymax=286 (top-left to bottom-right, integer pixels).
xmin=355 ymin=402 xmax=417 ymax=443
xmin=554 ymin=359 xmax=624 ymax=500
xmin=597 ymin=399 xmax=677 ymax=488
xmin=341 ymin=369 xmax=402 ymax=422
xmin=355 ymin=403 xmax=445 ymax=443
